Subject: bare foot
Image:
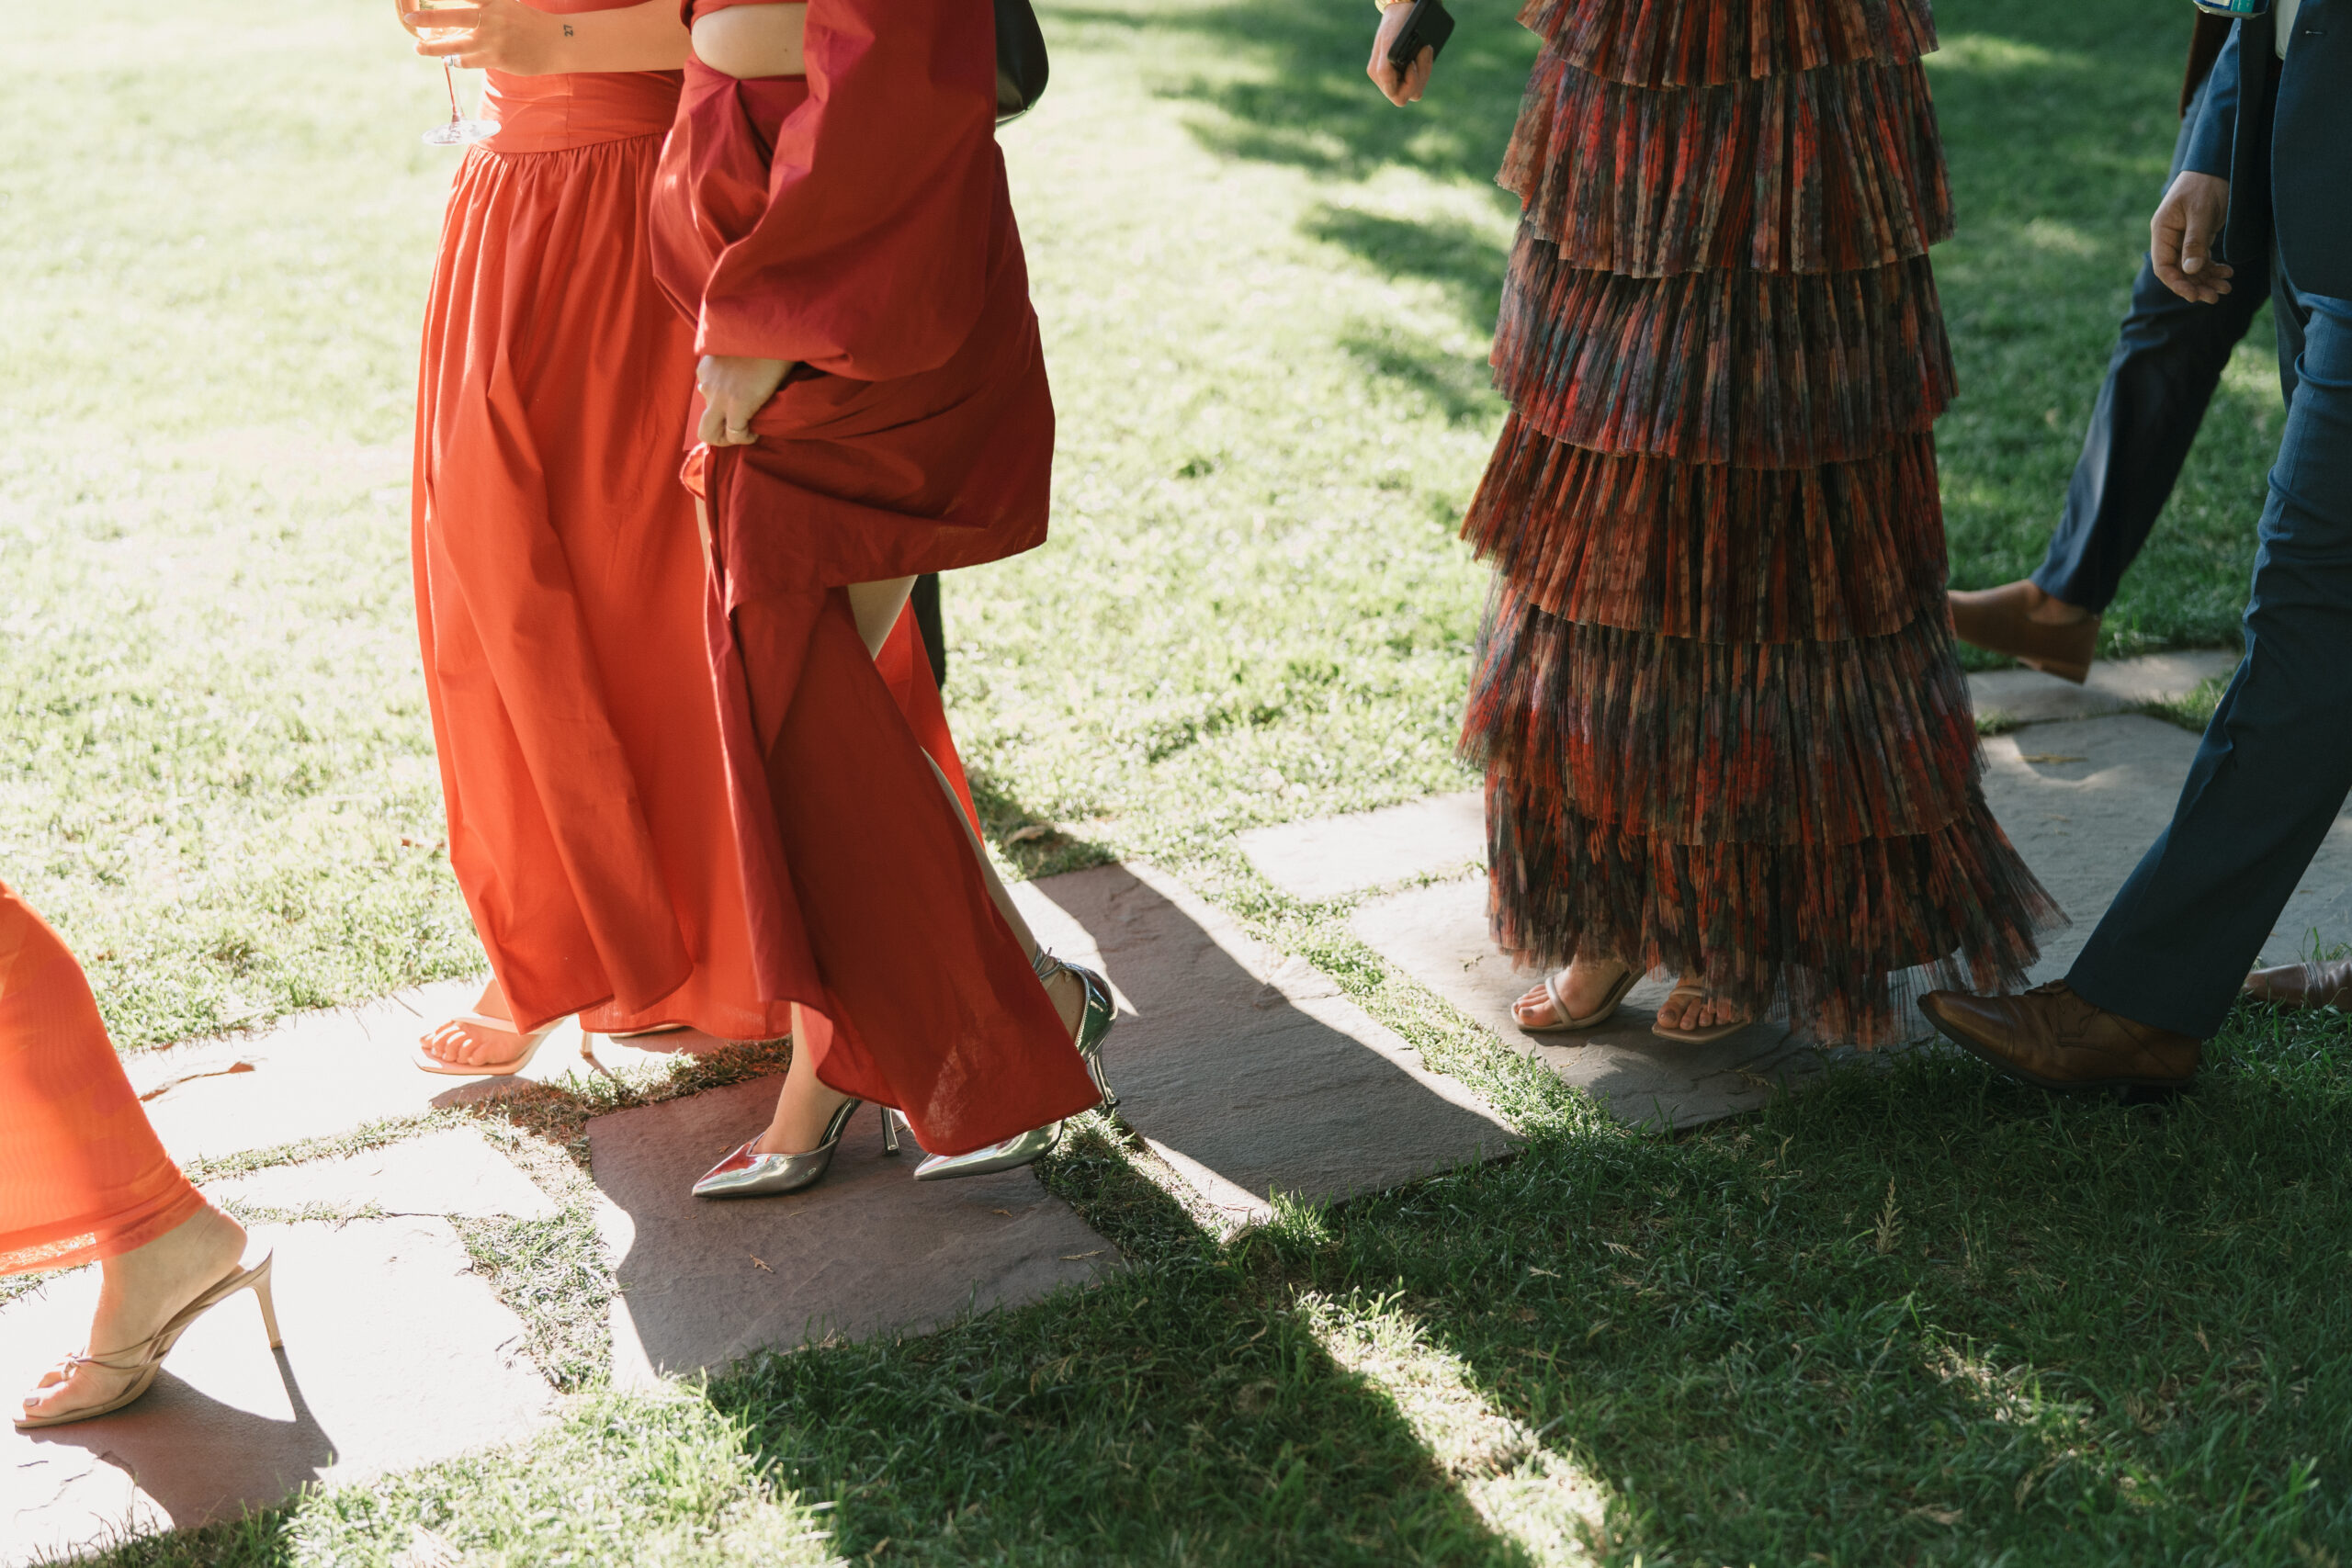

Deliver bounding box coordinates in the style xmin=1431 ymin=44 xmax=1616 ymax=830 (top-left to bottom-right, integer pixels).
xmin=418 ymin=979 xmax=544 ymax=1069
xmin=21 ymin=1204 xmax=249 ymax=1426
xmin=1655 ymin=978 xmax=1747 ymax=1033
xmin=1513 ymin=957 xmax=1631 ymax=1028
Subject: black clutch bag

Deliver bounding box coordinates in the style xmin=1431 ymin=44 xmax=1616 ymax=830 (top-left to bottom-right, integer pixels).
xmin=996 ymin=0 xmax=1049 ymax=121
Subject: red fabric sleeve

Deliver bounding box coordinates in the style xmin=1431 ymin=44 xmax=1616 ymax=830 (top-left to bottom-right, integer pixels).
xmin=673 ymin=0 xmax=1000 ymax=379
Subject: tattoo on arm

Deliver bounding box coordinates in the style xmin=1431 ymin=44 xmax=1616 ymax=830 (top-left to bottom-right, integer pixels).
xmin=562 ymin=22 xmax=574 ymax=35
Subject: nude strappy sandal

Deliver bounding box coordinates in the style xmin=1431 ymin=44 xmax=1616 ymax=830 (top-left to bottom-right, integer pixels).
xmin=413 ymin=1013 xmax=573 ymax=1077
xmin=1649 ymin=979 xmax=1753 ymax=1044
xmin=1514 ymin=963 xmax=1640 ymax=1035
xmin=16 ymin=1251 xmax=281 ymax=1430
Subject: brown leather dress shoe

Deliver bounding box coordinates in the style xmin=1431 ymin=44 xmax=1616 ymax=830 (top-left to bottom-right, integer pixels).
xmin=1919 ymin=980 xmax=2200 ymax=1090
xmin=1946 ymin=581 xmax=2100 ymax=684
xmin=2245 ymin=957 xmax=2352 ymax=1008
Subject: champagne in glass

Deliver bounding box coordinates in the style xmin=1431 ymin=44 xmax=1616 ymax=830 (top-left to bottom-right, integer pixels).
xmin=414 ymin=0 xmax=498 ymax=146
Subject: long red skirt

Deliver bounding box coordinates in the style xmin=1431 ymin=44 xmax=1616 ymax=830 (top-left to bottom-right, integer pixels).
xmin=657 ymin=64 xmax=1099 ymax=1156
xmin=413 ymin=68 xmax=793 ymax=1041
xmin=0 ymin=884 xmax=204 ymax=1276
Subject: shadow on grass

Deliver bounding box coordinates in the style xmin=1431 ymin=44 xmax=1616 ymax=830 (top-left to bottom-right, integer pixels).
xmin=705 ymin=1138 xmax=1540 ymax=1567
xmin=1262 ymin=1017 xmax=2352 ymax=1563
xmin=1304 ymin=206 xmax=1506 ymax=330
xmin=1127 ymin=0 xmax=1535 ymax=187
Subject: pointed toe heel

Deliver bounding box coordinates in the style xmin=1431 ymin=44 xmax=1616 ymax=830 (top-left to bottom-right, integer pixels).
xmin=691 ymin=1098 xmax=873 ymax=1199
xmin=911 ymin=950 xmax=1118 ymax=1182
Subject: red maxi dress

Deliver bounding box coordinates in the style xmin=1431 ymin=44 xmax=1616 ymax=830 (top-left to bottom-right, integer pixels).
xmin=1 ymin=883 xmax=205 ymax=1276
xmin=647 ymin=0 xmax=1098 ymax=1156
xmin=413 ymin=17 xmax=796 ymax=1041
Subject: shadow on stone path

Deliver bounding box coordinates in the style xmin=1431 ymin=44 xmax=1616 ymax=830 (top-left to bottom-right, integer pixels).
xmin=1012 ymin=863 xmax=1520 ymax=1225
xmin=0 ymin=1217 xmax=554 ymax=1568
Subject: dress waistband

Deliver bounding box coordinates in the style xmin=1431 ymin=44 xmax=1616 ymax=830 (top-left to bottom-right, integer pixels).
xmin=480 ymin=68 xmax=683 ymax=154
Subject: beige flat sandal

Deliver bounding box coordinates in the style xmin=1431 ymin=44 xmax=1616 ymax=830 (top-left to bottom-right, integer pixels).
xmin=1649 ymin=979 xmax=1753 ymax=1044
xmin=413 ymin=1013 xmax=573 ymax=1077
xmin=1515 ymin=963 xmax=1640 ymax=1035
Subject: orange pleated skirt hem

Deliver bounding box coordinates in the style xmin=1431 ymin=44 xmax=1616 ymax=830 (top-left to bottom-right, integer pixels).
xmin=0 ymin=884 xmax=206 ymax=1277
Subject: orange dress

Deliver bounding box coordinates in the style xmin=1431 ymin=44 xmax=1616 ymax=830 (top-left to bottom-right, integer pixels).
xmin=643 ymin=0 xmax=1099 ymax=1156
xmin=413 ymin=16 xmax=793 ymax=1040
xmin=0 ymin=883 xmax=205 ymax=1275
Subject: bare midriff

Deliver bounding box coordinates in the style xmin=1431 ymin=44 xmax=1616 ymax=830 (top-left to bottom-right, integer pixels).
xmin=690 ymin=3 xmax=808 ymax=77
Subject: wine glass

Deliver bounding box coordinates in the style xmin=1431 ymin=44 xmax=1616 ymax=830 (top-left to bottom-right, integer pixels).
xmin=413 ymin=0 xmax=499 ymax=146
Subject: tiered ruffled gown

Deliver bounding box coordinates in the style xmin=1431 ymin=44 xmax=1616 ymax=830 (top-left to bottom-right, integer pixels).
xmin=1461 ymin=0 xmax=2058 ymax=1044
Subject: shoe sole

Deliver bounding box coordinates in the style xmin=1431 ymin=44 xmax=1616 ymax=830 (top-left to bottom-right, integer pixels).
xmin=1923 ymin=1006 xmax=2192 ymax=1093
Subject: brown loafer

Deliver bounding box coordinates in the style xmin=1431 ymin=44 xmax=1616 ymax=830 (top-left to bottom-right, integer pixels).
xmin=2245 ymin=957 xmax=2352 ymax=1009
xmin=1947 ymin=581 xmax=2099 ymax=684
xmin=1919 ymin=980 xmax=2200 ymax=1090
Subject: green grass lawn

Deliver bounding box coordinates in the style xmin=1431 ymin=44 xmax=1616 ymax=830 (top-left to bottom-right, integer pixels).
xmin=11 ymin=0 xmax=2344 ymax=1562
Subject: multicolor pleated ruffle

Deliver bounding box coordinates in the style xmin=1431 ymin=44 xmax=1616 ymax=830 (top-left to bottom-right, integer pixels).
xmin=1463 ymin=0 xmax=2056 ymax=1045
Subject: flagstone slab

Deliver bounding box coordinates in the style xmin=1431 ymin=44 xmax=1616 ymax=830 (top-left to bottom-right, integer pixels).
xmin=1346 ymin=713 xmax=2352 ymax=1122
xmin=590 ymin=1080 xmax=1117 ymax=1376
xmin=1349 ymin=877 xmax=1828 ymax=1130
xmin=129 ymin=980 xmax=743 ymax=1166
xmin=1979 ymin=715 xmax=2352 ymax=976
xmin=1009 ymin=863 xmax=1520 ymax=1219
xmin=1238 ymin=791 xmax=1484 ymax=904
xmin=1966 ymin=649 xmax=2238 ymax=728
xmin=201 ymin=1128 xmax=557 ymax=1222
xmin=0 ymin=1218 xmax=554 ymax=1567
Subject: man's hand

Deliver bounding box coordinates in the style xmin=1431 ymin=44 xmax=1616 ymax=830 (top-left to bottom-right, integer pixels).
xmin=2151 ymin=172 xmax=2235 ymax=304
xmin=696 ymin=355 xmax=791 ymax=446
xmin=1367 ymin=2 xmax=1432 ymax=107
xmin=399 ymin=0 xmax=562 ymax=74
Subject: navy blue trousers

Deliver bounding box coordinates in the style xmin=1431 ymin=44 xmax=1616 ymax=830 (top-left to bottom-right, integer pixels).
xmin=2033 ymin=81 xmax=2279 ymax=612
xmin=2069 ymin=286 xmax=2352 ymax=1037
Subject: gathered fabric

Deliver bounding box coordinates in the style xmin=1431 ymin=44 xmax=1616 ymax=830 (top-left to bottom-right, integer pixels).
xmin=644 ymin=1 xmax=1096 ymax=1156
xmin=1464 ymin=0 xmax=2058 ymax=1043
xmin=413 ymin=47 xmax=793 ymax=1042
xmin=0 ymin=883 xmax=205 ymax=1277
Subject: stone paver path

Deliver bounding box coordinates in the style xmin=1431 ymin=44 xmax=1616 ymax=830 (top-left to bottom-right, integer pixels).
xmin=1980 ymin=715 xmax=2352 ymax=978
xmin=201 ymin=1128 xmax=559 ymax=1223
xmin=1249 ymin=655 xmax=2352 ymax=1128
xmin=1236 ymin=792 xmax=1485 ymax=905
xmin=1968 ymin=649 xmax=2237 ymax=729
xmin=130 ymin=979 xmax=731 ymax=1164
xmin=1351 ymin=880 xmax=1826 ymax=1128
xmin=1012 ymin=864 xmax=1521 ymax=1226
xmin=591 ymin=1081 xmax=1118 ymax=1378
xmin=26 ymin=654 xmax=2324 ymax=1560
xmin=1 ymin=1218 xmax=555 ymax=1568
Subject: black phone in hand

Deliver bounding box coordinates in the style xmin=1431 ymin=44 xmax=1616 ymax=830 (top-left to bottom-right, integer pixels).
xmin=1386 ymin=0 xmax=1455 ymax=72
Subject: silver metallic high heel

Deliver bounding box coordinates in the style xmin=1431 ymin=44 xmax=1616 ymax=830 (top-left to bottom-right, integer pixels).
xmin=913 ymin=949 xmax=1117 ymax=1181
xmin=690 ymin=1096 xmax=901 ymax=1199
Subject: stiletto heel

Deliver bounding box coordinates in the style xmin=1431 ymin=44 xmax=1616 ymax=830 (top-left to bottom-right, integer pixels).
xmin=251 ymin=1263 xmax=284 ymax=1350
xmin=15 ymin=1250 xmax=280 ymax=1431
xmin=914 ymin=950 xmax=1118 ymax=1181
xmin=690 ymin=1098 xmax=863 ymax=1199
xmin=880 ymin=1107 xmax=903 ymax=1156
